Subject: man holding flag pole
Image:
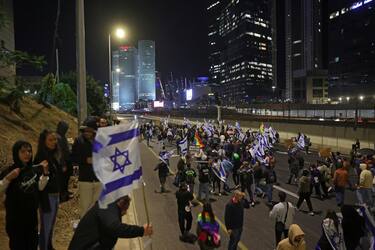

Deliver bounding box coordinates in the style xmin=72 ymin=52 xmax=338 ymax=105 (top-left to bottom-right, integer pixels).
xmin=69 ymin=120 xmax=154 ymax=250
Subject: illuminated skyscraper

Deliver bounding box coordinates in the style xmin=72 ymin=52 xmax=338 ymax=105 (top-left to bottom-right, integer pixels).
xmin=207 ymin=0 xmax=273 ymax=104
xmin=138 ymin=40 xmax=156 ymax=101
xmin=112 ymin=46 xmax=138 ymax=109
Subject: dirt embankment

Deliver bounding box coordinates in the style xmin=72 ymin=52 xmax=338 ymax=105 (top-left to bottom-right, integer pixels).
xmin=0 ymin=97 xmax=79 ymax=250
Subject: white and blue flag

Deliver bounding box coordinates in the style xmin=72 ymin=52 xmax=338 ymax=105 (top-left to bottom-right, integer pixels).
xmin=93 ymin=121 xmax=142 ymax=208
xmin=212 ymin=160 xmax=227 ymax=183
xmin=178 ymin=136 xmax=188 ymax=155
xmin=297 ymin=134 xmax=305 ymax=149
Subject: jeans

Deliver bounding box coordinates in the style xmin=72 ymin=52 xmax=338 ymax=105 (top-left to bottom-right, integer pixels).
xmin=275 ymin=224 xmax=288 ymax=246
xmin=266 ymin=184 xmax=273 ymax=203
xmin=335 ymin=186 xmax=345 ymax=206
xmin=198 ymin=182 xmax=210 ymax=203
xmin=228 ymin=228 xmax=242 ymax=250
xmin=39 ymin=194 xmax=59 ymax=250
xmin=241 ymin=184 xmax=255 ymax=202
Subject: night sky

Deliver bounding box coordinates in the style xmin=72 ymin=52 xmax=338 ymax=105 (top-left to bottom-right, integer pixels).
xmin=13 ymin=0 xmax=209 ymax=83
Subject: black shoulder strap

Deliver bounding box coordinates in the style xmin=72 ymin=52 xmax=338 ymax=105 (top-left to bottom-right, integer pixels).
xmin=283 ymin=202 xmax=289 ymax=224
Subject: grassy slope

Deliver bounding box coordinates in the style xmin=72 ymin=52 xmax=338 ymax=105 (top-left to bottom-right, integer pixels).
xmin=0 ymin=97 xmax=78 ymax=249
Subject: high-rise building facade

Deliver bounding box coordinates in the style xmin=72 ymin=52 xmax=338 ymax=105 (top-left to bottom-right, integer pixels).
xmin=112 ymin=46 xmax=138 ymax=109
xmin=273 ymin=0 xmax=328 ymax=103
xmin=207 ymin=0 xmax=273 ymax=105
xmin=328 ymin=0 xmax=375 ymax=96
xmin=138 ymin=40 xmax=156 ymax=101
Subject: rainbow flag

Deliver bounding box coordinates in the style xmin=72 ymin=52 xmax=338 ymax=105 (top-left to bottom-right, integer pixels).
xmin=194 ymin=131 xmax=205 ymax=148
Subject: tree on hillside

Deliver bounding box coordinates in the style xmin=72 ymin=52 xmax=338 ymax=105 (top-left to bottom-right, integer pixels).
xmin=60 ymin=71 xmax=107 ymax=116
xmin=0 ymin=10 xmax=45 ymax=113
xmin=51 ymin=82 xmax=77 ymax=115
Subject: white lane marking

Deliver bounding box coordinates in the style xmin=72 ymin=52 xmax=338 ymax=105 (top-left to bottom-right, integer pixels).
xmin=274 ymin=185 xmax=299 ymax=199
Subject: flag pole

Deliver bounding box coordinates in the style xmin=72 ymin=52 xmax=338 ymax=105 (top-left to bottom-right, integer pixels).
xmin=142 ymin=181 xmax=153 ymax=250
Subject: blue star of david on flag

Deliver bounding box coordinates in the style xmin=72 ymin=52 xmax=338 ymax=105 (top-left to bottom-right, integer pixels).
xmin=110 ymin=147 xmax=132 ymax=174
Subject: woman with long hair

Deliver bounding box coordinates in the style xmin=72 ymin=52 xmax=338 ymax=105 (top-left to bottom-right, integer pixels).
xmin=316 ymin=210 xmax=346 ymax=250
xmin=0 ymin=140 xmax=48 ymax=250
xmin=34 ymin=129 xmax=63 ymax=250
xmin=196 ymin=203 xmax=220 ymax=250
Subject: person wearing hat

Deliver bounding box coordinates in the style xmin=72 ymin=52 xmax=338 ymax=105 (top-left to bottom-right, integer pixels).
xmin=71 ymin=116 xmax=102 ymax=218
xmin=225 ymin=190 xmax=250 ymax=250
xmin=296 ymin=169 xmax=314 ymax=216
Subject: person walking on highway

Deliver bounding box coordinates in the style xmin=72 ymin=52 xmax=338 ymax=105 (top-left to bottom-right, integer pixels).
xmin=356 ymin=163 xmax=373 ymax=207
xmin=225 ymin=190 xmax=250 ymax=250
xmin=197 ymin=203 xmax=221 ymax=250
xmin=296 ymin=169 xmax=314 ymax=216
xmin=264 ymin=164 xmax=277 ymax=205
xmin=197 ymin=154 xmax=211 ymax=203
xmin=184 ymin=163 xmax=197 ymax=193
xmin=154 ymin=159 xmax=169 ymax=193
xmin=332 ymin=161 xmax=351 ymax=207
xmin=239 ymin=161 xmax=256 ymax=206
xmin=310 ymin=164 xmax=323 ymax=200
xmin=287 ymin=154 xmax=300 ymax=185
xmin=176 ymin=182 xmax=195 ymax=238
xmin=276 ymin=224 xmax=306 ymax=250
xmin=270 ymin=191 xmax=296 ymax=246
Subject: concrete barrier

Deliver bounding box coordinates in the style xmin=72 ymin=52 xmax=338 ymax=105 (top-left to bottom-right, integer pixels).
xmin=145 ymin=115 xmax=375 ymax=154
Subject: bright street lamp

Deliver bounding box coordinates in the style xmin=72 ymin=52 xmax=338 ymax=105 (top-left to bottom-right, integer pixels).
xmin=116 ymin=68 xmax=121 ymax=73
xmin=339 ymin=97 xmax=342 ymax=102
xmin=359 ymin=95 xmax=364 ymax=101
xmin=115 ymin=28 xmax=126 ymax=39
xmin=346 ymin=96 xmax=350 ymax=102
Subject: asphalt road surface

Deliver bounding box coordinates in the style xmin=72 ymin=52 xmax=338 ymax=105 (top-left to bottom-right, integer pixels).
xmin=132 ymin=138 xmax=358 ymax=250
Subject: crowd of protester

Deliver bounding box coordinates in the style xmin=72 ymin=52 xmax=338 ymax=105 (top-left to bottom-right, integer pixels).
xmin=1 ymin=115 xmax=375 ymax=250
xmin=142 ymin=118 xmax=375 ymax=250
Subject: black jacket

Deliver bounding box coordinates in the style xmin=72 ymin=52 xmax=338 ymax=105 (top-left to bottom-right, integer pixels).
xmin=68 ymin=202 xmax=144 ymax=250
xmin=71 ymin=135 xmax=99 ymax=182
xmin=224 ymin=198 xmax=250 ymax=230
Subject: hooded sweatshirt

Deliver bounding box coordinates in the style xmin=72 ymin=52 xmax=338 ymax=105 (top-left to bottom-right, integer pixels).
xmin=0 ymin=141 xmax=41 ymax=228
xmin=277 ymin=224 xmax=306 ymax=250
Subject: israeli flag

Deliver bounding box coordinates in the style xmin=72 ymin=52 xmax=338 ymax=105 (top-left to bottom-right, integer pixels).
xmin=178 ymin=136 xmax=188 ymax=155
xmin=297 ymin=134 xmax=305 ymax=149
xmin=235 ymin=121 xmax=241 ymax=131
xmin=212 ymin=161 xmax=227 ymax=183
xmin=93 ymin=121 xmax=142 ymax=208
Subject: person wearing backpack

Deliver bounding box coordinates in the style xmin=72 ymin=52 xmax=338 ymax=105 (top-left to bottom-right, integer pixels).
xmin=197 ymin=203 xmax=220 ymax=250
xmin=270 ymin=191 xmax=296 ymax=246
xmin=184 ymin=164 xmax=197 ymax=194
xmin=197 ymin=154 xmax=211 ymax=203
xmin=154 ymin=159 xmax=170 ymax=193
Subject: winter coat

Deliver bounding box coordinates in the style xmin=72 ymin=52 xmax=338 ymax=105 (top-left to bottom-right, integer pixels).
xmin=277 ymin=224 xmax=306 ymax=250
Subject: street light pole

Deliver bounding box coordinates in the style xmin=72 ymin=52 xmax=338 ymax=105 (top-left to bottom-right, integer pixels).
xmin=76 ymin=0 xmax=87 ymax=128
xmin=108 ymin=34 xmax=112 ymax=122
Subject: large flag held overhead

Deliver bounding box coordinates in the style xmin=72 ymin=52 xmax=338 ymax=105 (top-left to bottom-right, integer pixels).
xmin=93 ymin=121 xmax=142 ymax=208
xmin=212 ymin=160 xmax=227 ymax=183
xmin=178 ymin=136 xmax=188 ymax=155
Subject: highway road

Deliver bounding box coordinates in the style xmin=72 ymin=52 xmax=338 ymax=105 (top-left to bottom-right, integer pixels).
xmin=130 ymin=136 xmax=358 ymax=250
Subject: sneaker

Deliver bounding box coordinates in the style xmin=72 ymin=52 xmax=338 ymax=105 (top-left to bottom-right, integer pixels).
xmin=309 ymin=212 xmax=314 ymax=216
xmin=251 ymin=202 xmax=255 ymax=207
